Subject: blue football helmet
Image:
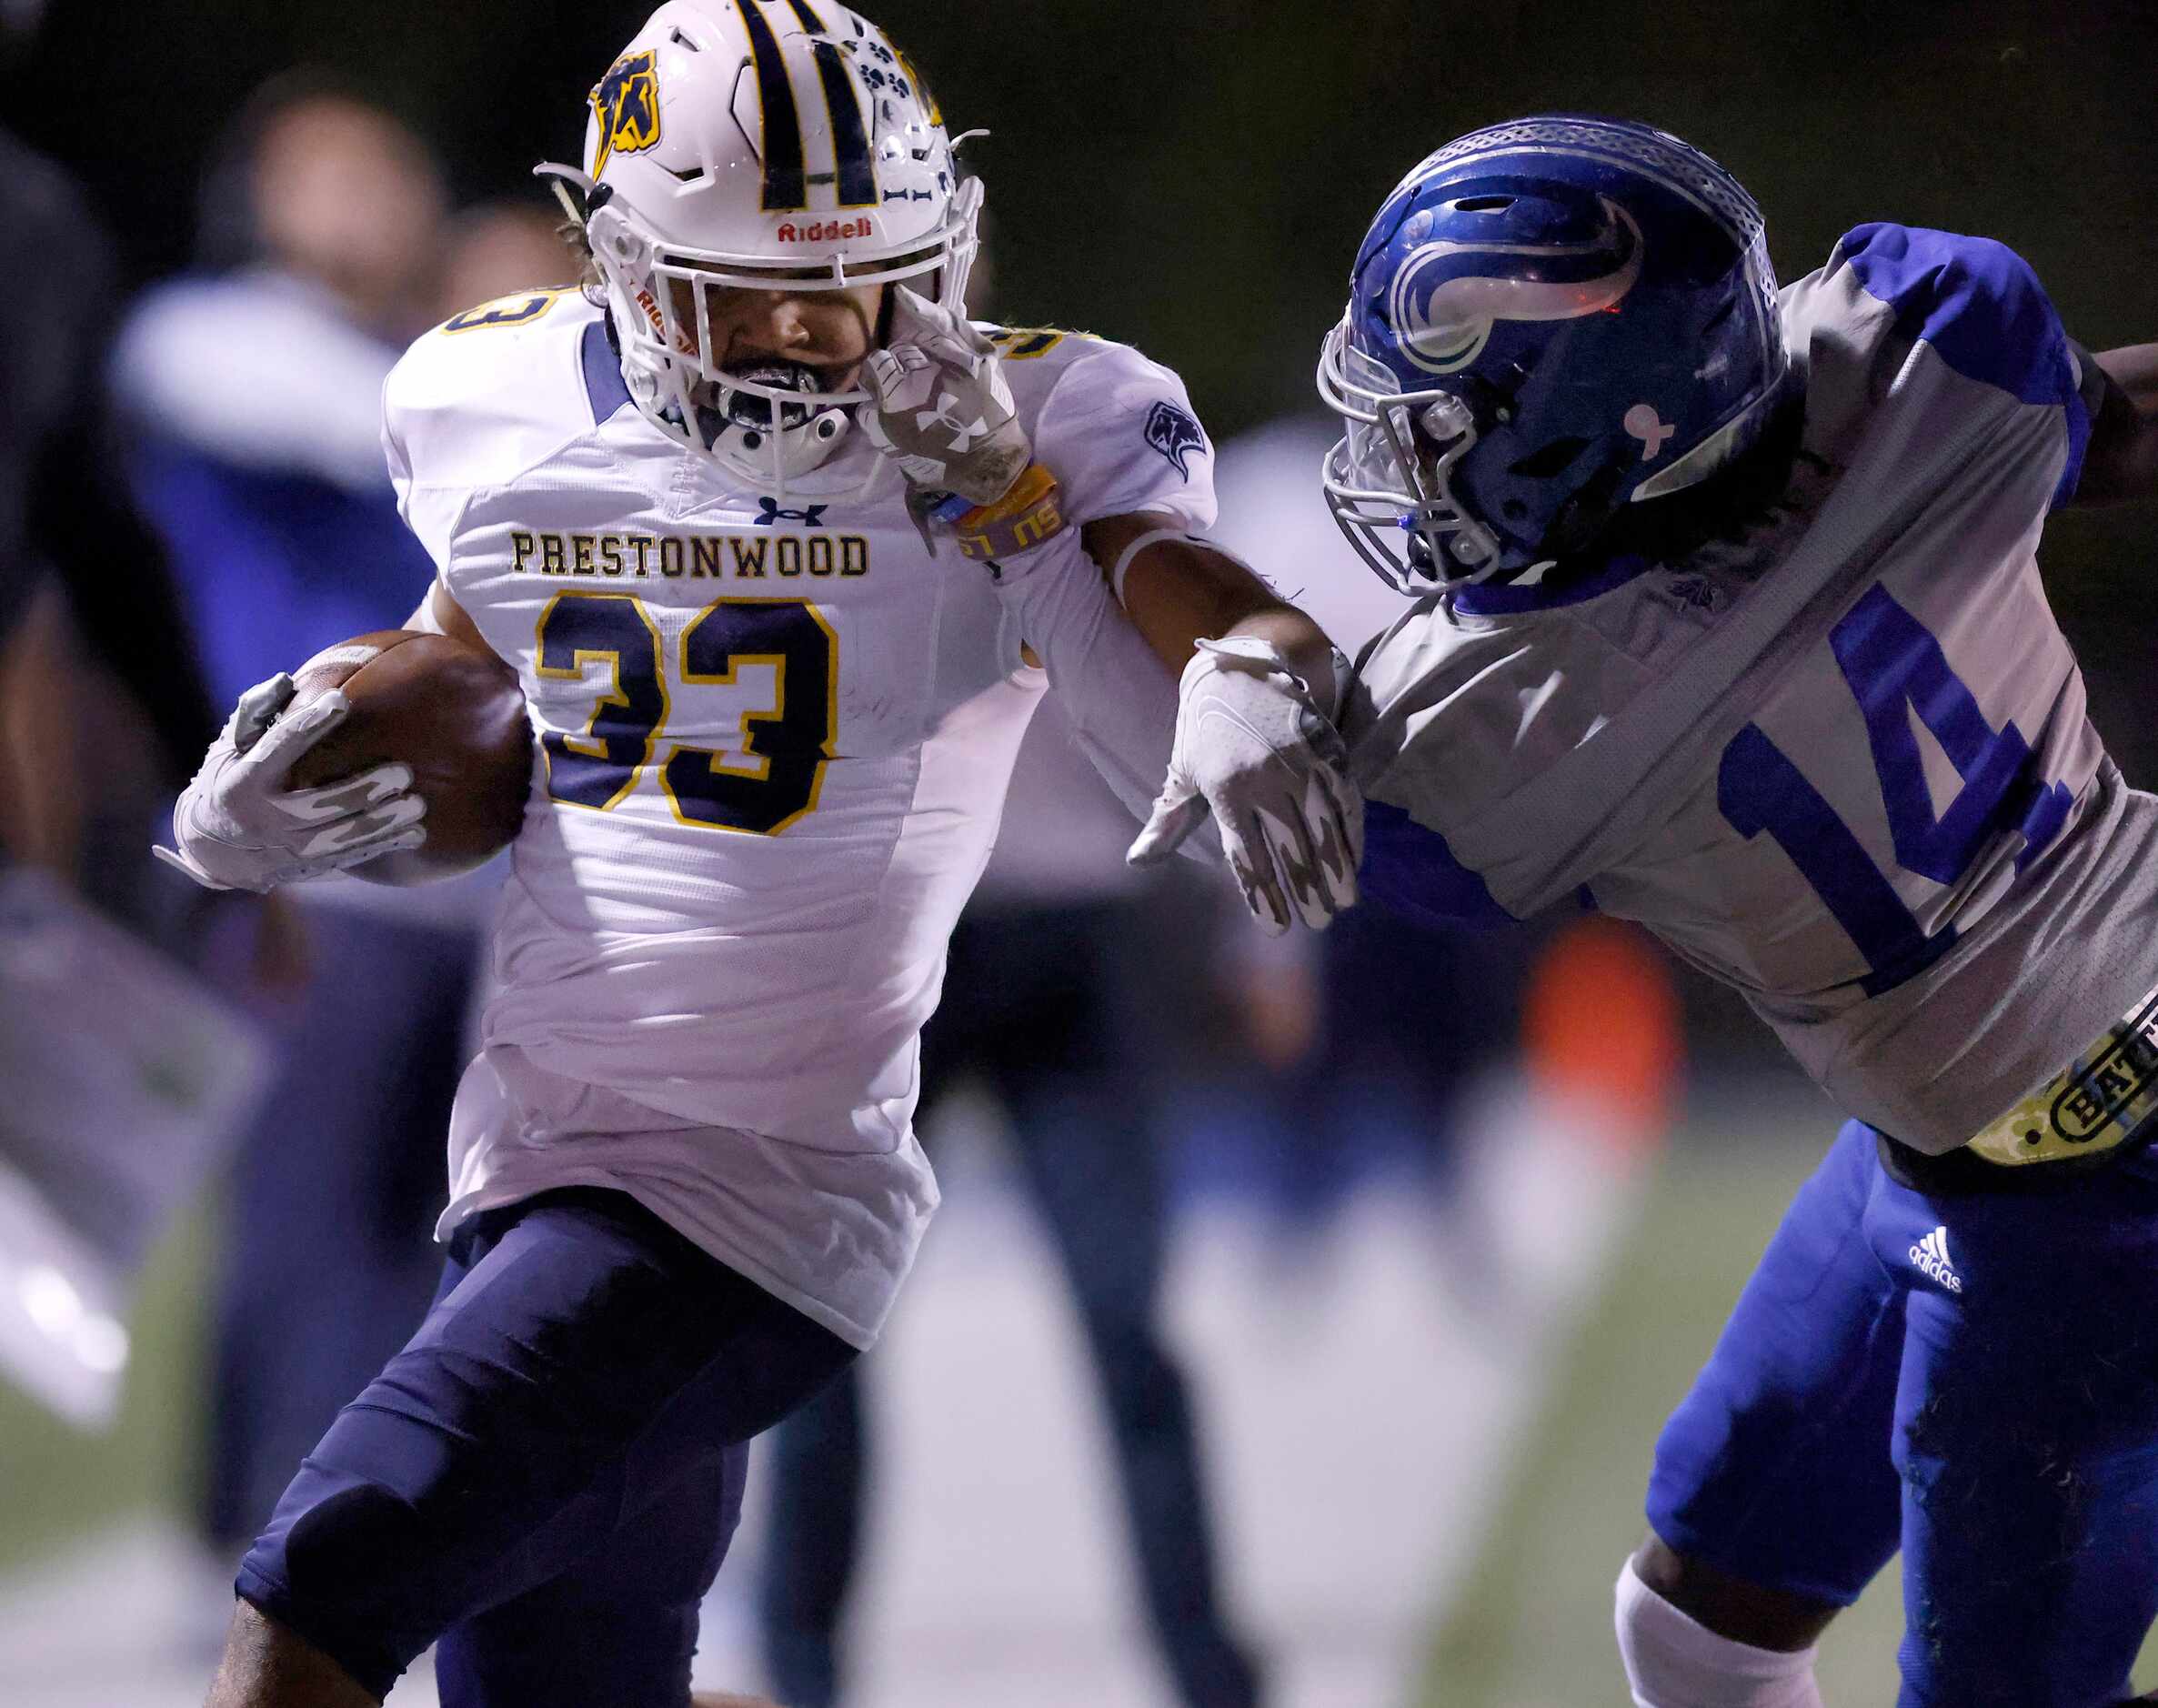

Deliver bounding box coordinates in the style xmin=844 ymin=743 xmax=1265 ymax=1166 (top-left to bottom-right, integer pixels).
xmin=1319 ymin=116 xmax=1789 ymax=592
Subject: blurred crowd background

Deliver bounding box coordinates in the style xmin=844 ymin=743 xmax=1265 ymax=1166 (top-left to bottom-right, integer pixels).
xmin=1 ymin=2 xmax=2153 ymax=1704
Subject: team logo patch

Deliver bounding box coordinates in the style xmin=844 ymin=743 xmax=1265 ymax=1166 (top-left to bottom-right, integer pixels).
xmin=1388 ymin=198 xmax=1644 ymax=377
xmin=1144 ymin=400 xmax=1208 ymax=480
xmin=756 ymin=497 xmax=828 ymax=528
xmin=589 ymin=50 xmax=662 ymax=178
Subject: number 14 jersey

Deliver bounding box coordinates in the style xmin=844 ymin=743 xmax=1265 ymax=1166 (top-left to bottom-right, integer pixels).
xmin=1349 ymin=226 xmax=2153 ymax=1157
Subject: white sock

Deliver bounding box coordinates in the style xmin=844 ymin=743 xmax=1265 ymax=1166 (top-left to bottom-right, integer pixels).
xmin=1614 ymin=1558 xmax=1825 ymax=1708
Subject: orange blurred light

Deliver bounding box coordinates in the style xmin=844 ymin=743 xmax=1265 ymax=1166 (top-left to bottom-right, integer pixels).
xmin=1520 ymin=915 xmax=1683 ymax=1153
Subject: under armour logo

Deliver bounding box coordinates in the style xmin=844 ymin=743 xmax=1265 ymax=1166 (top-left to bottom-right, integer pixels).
xmin=1623 ymin=403 xmax=1676 ymax=461
xmin=755 ymin=497 xmax=828 ymax=527
xmin=915 ymin=387 xmax=990 ymax=453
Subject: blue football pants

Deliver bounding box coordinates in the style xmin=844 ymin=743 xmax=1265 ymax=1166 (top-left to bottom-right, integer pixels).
xmin=1650 ymin=1120 xmax=2158 ymax=1706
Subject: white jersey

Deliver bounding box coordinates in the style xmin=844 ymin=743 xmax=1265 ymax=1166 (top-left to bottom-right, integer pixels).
xmin=382 ymin=291 xmax=1215 ymax=1344
xmin=1348 ymin=225 xmax=2145 ymax=1155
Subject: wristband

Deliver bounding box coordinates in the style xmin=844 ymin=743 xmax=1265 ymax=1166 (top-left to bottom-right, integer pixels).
xmin=937 ymin=463 xmax=1069 ymax=562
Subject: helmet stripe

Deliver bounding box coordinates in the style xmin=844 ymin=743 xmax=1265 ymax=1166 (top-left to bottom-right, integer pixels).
xmin=736 ymin=0 xmax=808 ymax=211
xmin=798 ymin=23 xmax=878 ymax=207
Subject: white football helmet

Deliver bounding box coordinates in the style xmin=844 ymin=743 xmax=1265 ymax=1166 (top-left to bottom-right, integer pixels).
xmin=538 ymin=0 xmax=981 ymax=492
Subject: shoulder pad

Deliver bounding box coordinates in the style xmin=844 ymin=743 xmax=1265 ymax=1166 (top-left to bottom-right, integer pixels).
xmin=981 ymin=326 xmax=1214 ymax=529
xmin=385 ymin=291 xmax=615 ymax=492
xmin=1830 ymin=225 xmax=2075 ymax=407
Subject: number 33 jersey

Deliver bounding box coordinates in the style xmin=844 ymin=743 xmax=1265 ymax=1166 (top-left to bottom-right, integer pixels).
xmin=382 ymin=291 xmax=1212 ymax=1345
xmin=1348 ymin=225 xmax=2150 ymax=1156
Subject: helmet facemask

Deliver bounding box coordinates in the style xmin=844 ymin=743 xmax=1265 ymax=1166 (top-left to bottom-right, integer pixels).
xmin=562 ymin=170 xmax=981 ymax=496
xmin=1318 ymin=329 xmax=1504 ymax=592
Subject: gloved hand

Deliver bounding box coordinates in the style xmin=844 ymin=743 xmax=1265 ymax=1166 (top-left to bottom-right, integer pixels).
xmin=1128 ymin=636 xmax=1362 ymax=934
xmin=154 ymin=673 xmax=426 ymax=893
xmin=858 ymin=286 xmax=1032 ymax=507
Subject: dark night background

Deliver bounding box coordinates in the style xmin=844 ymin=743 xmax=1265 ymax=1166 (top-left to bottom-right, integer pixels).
xmin=6 ymin=0 xmax=2154 ymax=769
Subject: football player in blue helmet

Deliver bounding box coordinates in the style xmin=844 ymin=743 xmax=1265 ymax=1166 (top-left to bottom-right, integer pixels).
xmin=1320 ymin=116 xmax=1791 ymax=591
xmin=1324 ymin=114 xmax=2158 ymax=1706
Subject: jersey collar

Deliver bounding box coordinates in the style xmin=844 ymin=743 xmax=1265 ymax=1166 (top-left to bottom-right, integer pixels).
xmin=1449 ymin=551 xmax=1652 ymax=616
xmin=581 ymin=316 xmax=633 ymax=426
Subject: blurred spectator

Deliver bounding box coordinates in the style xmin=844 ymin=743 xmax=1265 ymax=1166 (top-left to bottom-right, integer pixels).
xmin=759 ymin=698 xmax=1262 ymax=1708
xmin=1208 ymin=417 xmax=1529 ymax=1216
xmin=0 ymin=116 xmax=217 ymax=918
xmin=105 ymin=76 xmax=493 ymax=1563
xmin=439 ymin=197 xmax=579 ymax=318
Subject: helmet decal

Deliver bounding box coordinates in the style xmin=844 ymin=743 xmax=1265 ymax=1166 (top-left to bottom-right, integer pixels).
xmin=801 ymin=32 xmax=878 ymax=207
xmin=1622 ymin=403 xmax=1676 ymax=460
xmin=1388 ymin=200 xmax=1643 ymax=376
xmin=589 ymin=50 xmax=663 ymax=178
xmin=736 ymin=1 xmax=883 ymax=212
xmin=735 ymin=0 xmax=809 ymax=210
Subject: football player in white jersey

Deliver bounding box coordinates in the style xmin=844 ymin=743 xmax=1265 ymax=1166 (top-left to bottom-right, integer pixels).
xmin=160 ymin=7 xmax=1359 ymax=1706
xmin=1310 ymin=117 xmax=2157 ymax=1704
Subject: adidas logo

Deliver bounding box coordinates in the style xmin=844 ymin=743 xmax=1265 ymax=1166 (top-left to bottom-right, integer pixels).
xmin=1909 ymin=1226 xmax=1963 ymax=1293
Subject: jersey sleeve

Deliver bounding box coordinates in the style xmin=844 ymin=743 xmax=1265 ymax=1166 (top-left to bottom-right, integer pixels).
xmin=380 ymin=356 xmax=467 ymax=580
xmin=1030 ymin=339 xmax=1220 ymax=531
xmin=379 ymin=295 xmax=597 ymax=585
xmin=1834 ymin=224 xmax=2091 ymax=508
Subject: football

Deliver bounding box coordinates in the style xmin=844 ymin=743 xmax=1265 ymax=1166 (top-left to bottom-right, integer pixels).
xmin=284 ymin=629 xmax=531 ymax=885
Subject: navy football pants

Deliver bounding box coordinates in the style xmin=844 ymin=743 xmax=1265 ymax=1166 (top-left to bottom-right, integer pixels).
xmin=1649 ymin=1120 xmax=2158 ymax=1706
xmin=236 ymin=1187 xmax=854 ymax=1706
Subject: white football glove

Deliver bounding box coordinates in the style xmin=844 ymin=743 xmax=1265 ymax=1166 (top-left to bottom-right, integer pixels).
xmin=1128 ymin=637 xmax=1363 ymax=934
xmin=154 ymin=673 xmax=426 ymax=893
xmin=858 ymin=286 xmax=1032 ymax=507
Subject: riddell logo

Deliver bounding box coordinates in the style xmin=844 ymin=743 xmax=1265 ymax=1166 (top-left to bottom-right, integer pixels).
xmin=776 ymin=217 xmax=875 ymax=244
xmin=635 ymin=286 xmax=694 ymax=356
xmin=1910 ymin=1226 xmax=1963 ymax=1293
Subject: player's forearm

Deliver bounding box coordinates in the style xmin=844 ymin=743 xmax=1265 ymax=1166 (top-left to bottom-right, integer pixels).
xmin=407 ymin=580 xmax=492 ymax=654
xmin=2096 ymin=343 xmax=2158 ymax=415
xmin=1223 ymin=604 xmax=1340 ymax=709
xmin=1099 ymin=528 xmax=1340 ymax=714
xmin=2075 ymin=343 xmax=2158 ymax=506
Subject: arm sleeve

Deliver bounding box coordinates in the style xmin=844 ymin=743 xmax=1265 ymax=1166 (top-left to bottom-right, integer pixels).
xmin=989 ymin=525 xmax=1195 ymax=838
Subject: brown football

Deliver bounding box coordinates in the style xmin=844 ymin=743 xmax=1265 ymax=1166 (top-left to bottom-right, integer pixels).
xmin=284 ymin=629 xmax=531 ymax=885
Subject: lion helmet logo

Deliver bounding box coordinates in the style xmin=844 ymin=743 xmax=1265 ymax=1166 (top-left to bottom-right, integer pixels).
xmin=589 ymin=49 xmax=662 ymax=178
